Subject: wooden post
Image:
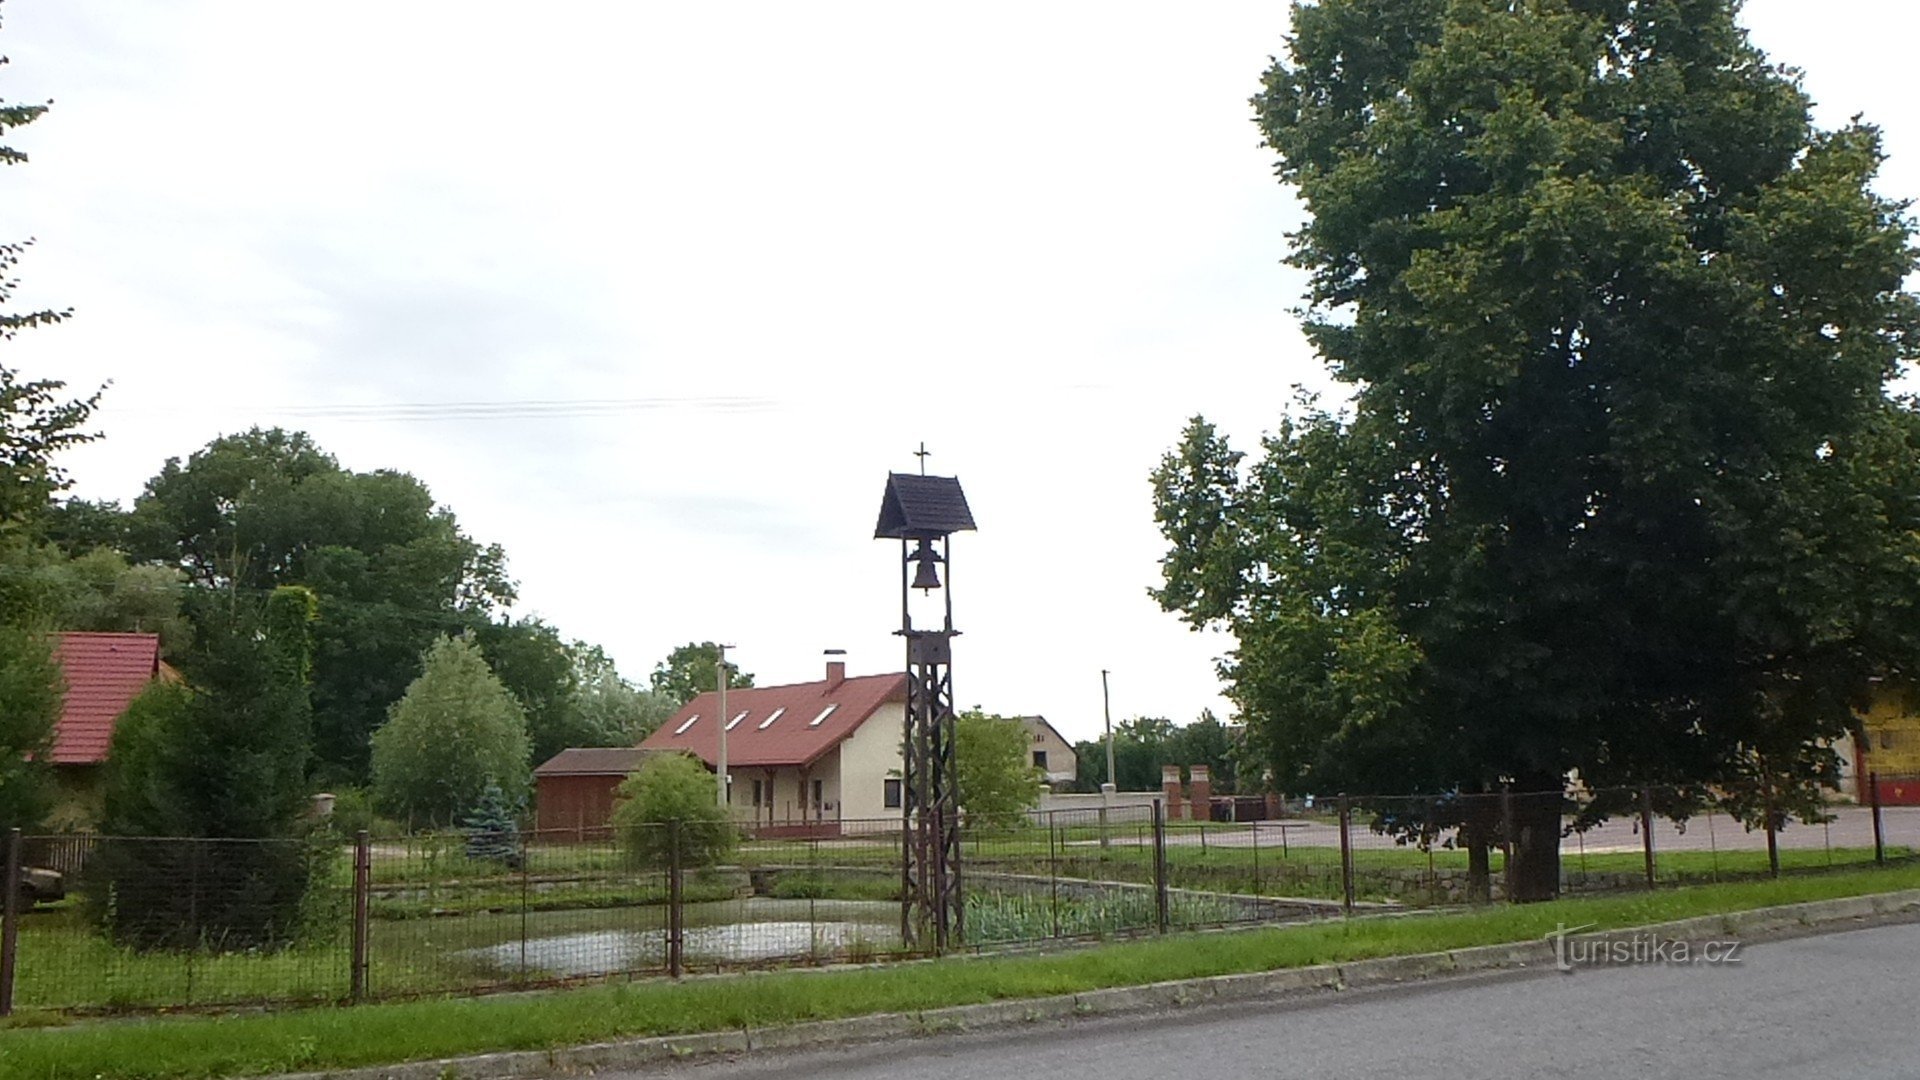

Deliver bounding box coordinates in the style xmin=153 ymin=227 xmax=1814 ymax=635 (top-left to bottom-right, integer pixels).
xmin=668 ymin=821 xmax=684 ymax=978
xmin=1337 ymin=794 xmax=1355 ymax=915
xmin=1639 ymin=787 xmax=1657 ymax=890
xmin=1 ymin=828 xmax=22 ymax=1017
xmin=1500 ymin=784 xmax=1515 ymax=904
xmin=1764 ymin=777 xmax=1781 ymax=879
xmin=350 ymin=830 xmax=371 ymax=1003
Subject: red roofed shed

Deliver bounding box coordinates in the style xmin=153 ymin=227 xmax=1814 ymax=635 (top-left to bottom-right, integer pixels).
xmin=51 ymin=631 xmax=168 ymax=765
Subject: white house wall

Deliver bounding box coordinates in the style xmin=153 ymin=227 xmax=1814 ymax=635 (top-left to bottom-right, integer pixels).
xmin=836 ymin=701 xmax=906 ymax=823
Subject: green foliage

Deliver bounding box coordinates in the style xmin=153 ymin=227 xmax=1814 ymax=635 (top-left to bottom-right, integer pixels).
xmin=371 ymin=635 xmax=531 ymax=828
xmin=474 ymin=617 xmax=575 ymax=765
xmin=610 ymin=752 xmax=735 ymax=870
xmin=0 ymin=623 xmax=63 ymax=833
xmin=460 ymin=782 xmax=522 ymax=867
xmin=955 ymin=710 xmax=1041 ymax=828
xmin=648 ymin=641 xmax=753 ymax=706
xmin=125 ymin=428 xmax=514 ymax=782
xmin=91 ymin=587 xmax=323 ymax=950
xmin=571 ymin=642 xmax=675 ymax=745
xmin=0 ymin=13 xmax=100 ymax=536
xmin=0 ymin=541 xmax=192 ymax=652
xmin=475 ymin=621 xmax=669 ymax=765
xmin=1156 ymin=0 xmax=1920 ymax=891
xmin=1072 ymin=711 xmax=1244 ymax=794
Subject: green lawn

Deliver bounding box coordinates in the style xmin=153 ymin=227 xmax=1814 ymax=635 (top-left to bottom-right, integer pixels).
xmin=5 ymin=862 xmax=1919 ymax=1080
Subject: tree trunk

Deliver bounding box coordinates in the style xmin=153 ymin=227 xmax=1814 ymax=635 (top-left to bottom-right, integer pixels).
xmin=1507 ymin=782 xmax=1562 ymax=902
xmin=1460 ymin=793 xmax=1498 ymax=903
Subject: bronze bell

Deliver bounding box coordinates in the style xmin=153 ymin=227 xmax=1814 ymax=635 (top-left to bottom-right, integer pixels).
xmin=909 ymin=540 xmax=943 ymax=591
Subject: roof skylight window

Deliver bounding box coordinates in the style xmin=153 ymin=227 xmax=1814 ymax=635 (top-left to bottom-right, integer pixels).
xmin=725 ymin=710 xmax=749 ymax=731
xmin=673 ymin=714 xmax=699 ymax=735
xmin=758 ymin=707 xmax=786 ymax=730
xmin=809 ymin=705 xmax=838 ymax=727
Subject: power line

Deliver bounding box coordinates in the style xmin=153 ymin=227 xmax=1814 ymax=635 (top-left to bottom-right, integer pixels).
xmin=106 ymin=395 xmax=781 ymax=424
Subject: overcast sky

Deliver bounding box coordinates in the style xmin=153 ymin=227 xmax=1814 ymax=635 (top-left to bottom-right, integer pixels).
xmin=3 ymin=2 xmax=1915 ymax=744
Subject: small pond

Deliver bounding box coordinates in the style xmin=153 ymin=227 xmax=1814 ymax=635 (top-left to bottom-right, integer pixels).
xmin=459 ymin=897 xmax=898 ymax=977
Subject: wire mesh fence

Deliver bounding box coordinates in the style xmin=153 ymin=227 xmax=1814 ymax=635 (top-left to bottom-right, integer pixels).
xmin=3 ymin=777 xmax=1915 ymax=1016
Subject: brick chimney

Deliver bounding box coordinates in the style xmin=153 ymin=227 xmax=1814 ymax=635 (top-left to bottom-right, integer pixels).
xmin=1161 ymin=764 xmax=1185 ymax=821
xmin=824 ymin=648 xmax=846 ymax=689
xmin=1188 ymin=764 xmax=1212 ymax=823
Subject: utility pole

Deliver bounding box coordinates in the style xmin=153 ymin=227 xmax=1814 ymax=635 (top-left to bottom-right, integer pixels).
xmin=1102 ymin=669 xmax=1116 ymax=788
xmin=716 ymin=643 xmax=733 ymax=810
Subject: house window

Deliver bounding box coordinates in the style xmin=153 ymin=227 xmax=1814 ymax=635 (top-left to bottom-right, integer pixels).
xmin=884 ymin=779 xmax=902 ymax=809
xmin=812 ymin=779 xmax=824 ymax=807
xmin=1033 ymin=750 xmax=1049 ymax=770
xmin=809 ymin=705 xmax=838 ymax=727
xmin=751 ymin=779 xmax=763 ymax=807
xmin=673 ymin=714 xmax=699 ymax=735
xmin=758 ymin=707 xmax=785 ymax=730
xmin=726 ymin=710 xmax=749 ymax=731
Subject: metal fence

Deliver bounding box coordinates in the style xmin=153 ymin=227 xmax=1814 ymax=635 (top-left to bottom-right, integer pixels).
xmin=3 ymin=776 xmax=1915 ymax=1016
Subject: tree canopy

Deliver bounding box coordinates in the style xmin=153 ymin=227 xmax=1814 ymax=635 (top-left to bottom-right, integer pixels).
xmin=1153 ymin=0 xmax=1920 ymax=899
xmin=649 ymin=641 xmax=753 ymax=706
xmin=125 ymin=427 xmax=513 ymax=781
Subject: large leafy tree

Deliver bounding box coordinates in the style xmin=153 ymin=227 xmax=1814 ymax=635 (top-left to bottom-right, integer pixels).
xmin=0 ymin=3 xmax=91 ymax=836
xmin=371 ymin=634 xmax=532 ymax=828
xmin=126 ymin=428 xmax=514 ymax=781
xmin=649 ymin=641 xmax=753 ymax=706
xmin=1154 ymin=0 xmax=1920 ymax=900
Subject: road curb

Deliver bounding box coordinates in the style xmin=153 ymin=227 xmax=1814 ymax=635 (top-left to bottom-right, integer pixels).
xmin=277 ymin=886 xmax=1920 ymax=1080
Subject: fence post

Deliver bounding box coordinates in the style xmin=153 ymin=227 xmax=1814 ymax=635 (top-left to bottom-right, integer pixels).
xmin=1047 ymin=812 xmax=1060 ymax=940
xmin=1337 ymin=794 xmax=1354 ymax=916
xmin=1500 ymin=784 xmax=1515 ymax=905
xmin=1763 ymin=778 xmax=1781 ymax=879
xmin=1151 ymin=800 xmax=1169 ymax=934
xmin=350 ymin=830 xmax=370 ymax=1004
xmin=1 ymin=828 xmax=21 ymax=1017
xmin=1871 ymin=771 xmax=1886 ymax=866
xmin=1249 ymin=814 xmax=1261 ymax=896
xmin=667 ymin=821 xmax=684 ymax=978
xmin=1639 ymin=787 xmax=1657 ymax=890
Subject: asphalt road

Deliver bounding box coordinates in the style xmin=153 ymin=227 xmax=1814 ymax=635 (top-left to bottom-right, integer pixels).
xmin=633 ymin=920 xmax=1920 ymax=1080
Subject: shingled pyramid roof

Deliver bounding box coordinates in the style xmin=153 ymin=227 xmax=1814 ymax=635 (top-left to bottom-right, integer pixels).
xmin=873 ymin=473 xmax=976 ymax=539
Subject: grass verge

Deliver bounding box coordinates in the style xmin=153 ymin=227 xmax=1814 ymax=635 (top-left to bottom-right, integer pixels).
xmin=5 ymin=861 xmax=1920 ymax=1080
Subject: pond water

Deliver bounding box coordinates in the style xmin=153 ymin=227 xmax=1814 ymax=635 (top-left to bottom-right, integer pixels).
xmin=459 ymin=898 xmax=898 ymax=977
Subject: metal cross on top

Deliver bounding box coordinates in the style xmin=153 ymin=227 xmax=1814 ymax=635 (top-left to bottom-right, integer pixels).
xmin=914 ymin=442 xmax=931 ymax=474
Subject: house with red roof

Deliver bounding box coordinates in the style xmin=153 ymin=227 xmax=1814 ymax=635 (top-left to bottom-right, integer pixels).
xmin=46 ymin=631 xmax=172 ymax=827
xmin=534 ymin=655 xmax=907 ymax=837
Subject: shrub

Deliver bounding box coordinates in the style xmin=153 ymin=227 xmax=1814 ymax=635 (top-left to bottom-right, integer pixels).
xmin=611 ymin=752 xmax=736 ymax=870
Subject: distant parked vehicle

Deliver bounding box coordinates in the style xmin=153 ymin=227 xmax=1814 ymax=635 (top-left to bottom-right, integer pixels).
xmin=13 ymin=866 xmax=65 ymax=909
